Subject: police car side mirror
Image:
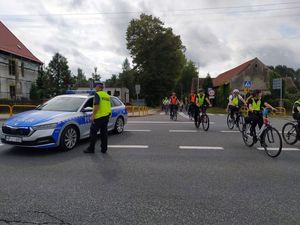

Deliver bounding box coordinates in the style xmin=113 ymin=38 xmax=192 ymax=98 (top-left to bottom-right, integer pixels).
xmin=82 ymin=107 xmax=93 ymax=113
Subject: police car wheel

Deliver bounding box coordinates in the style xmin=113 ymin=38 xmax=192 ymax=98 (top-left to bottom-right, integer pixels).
xmin=60 ymin=126 xmax=78 ymax=151
xmin=114 ymin=117 xmax=124 ymax=134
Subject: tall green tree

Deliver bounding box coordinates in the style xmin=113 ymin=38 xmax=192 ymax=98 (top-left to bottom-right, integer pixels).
xmin=175 ymin=60 xmax=198 ymax=98
xmin=203 ymin=73 xmax=213 ymax=92
xmin=46 ymin=53 xmax=74 ymax=95
xmin=126 ymin=14 xmax=186 ymax=106
xmin=92 ymin=67 xmax=101 ymax=81
xmin=75 ymin=68 xmax=89 ymax=88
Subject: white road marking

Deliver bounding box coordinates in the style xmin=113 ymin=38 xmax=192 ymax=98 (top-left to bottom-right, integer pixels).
xmin=257 ymin=147 xmax=300 ymax=151
xmin=218 ymin=114 xmax=226 ymax=116
xmin=207 ymin=113 xmax=214 ymax=116
xmin=108 ymin=145 xmax=149 ymax=149
xmin=160 ymin=112 xmax=164 ymax=115
xmin=169 ymin=130 xmax=201 ymax=133
xmin=129 ymin=121 xmax=193 ymax=124
xmin=129 ymin=121 xmax=215 ymax=125
xmin=125 ymin=129 xmax=152 ymax=132
xmin=179 ymin=146 xmax=224 ymax=150
xmin=220 ymin=130 xmax=240 ymax=133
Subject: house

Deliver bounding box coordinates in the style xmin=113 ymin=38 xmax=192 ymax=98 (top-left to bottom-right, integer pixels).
xmin=212 ymin=58 xmax=272 ymax=92
xmin=0 ymin=21 xmax=42 ymax=100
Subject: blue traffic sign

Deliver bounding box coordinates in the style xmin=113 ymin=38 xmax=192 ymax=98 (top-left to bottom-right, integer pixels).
xmin=244 ymin=80 xmax=252 ymax=88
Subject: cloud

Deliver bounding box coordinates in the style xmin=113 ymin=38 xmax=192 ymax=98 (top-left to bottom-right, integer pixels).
xmin=0 ymin=0 xmax=300 ymax=80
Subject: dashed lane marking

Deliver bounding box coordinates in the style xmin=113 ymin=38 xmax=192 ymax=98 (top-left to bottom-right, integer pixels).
xmin=160 ymin=112 xmax=165 ymax=115
xmin=257 ymin=147 xmax=300 ymax=151
xmin=179 ymin=146 xmax=224 ymax=150
xmin=108 ymin=145 xmax=149 ymax=149
xmin=129 ymin=121 xmax=193 ymax=124
xmin=125 ymin=129 xmax=152 ymax=132
xmin=169 ymin=130 xmax=201 ymax=133
xmin=220 ymin=130 xmax=240 ymax=133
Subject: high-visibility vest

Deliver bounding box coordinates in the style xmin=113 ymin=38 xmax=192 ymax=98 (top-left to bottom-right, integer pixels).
xmin=251 ymin=98 xmax=261 ymax=111
xmin=190 ymin=94 xmax=196 ymax=103
xmin=94 ymin=91 xmax=112 ymax=119
xmin=232 ymin=96 xmax=239 ymax=106
xmin=197 ymin=94 xmax=205 ymax=106
xmin=170 ymin=96 xmax=177 ymax=105
xmin=292 ymin=101 xmax=300 ymax=113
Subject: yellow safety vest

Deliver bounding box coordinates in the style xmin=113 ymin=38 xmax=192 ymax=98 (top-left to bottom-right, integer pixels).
xmin=232 ymin=96 xmax=239 ymax=106
xmin=197 ymin=94 xmax=205 ymax=106
xmin=293 ymin=101 xmax=300 ymax=113
xmin=95 ymin=91 xmax=112 ymax=119
xmin=251 ymin=98 xmax=261 ymax=111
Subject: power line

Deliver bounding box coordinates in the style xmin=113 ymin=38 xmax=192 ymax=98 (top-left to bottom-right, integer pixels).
xmin=1 ymin=1 xmax=300 ymax=17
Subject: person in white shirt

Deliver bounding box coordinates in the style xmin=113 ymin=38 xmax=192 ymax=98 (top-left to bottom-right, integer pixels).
xmin=228 ymin=89 xmax=247 ymax=119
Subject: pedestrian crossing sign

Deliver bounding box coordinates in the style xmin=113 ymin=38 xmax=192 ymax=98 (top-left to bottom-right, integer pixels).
xmin=244 ymin=80 xmax=252 ymax=88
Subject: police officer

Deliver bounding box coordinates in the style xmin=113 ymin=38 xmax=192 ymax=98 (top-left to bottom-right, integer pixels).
xmin=84 ymin=81 xmax=111 ymax=154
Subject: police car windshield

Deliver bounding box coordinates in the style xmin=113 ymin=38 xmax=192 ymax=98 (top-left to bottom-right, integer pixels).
xmin=37 ymin=96 xmax=86 ymax=112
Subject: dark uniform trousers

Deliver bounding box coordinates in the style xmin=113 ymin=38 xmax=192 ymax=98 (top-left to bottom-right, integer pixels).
xmin=89 ymin=115 xmax=110 ymax=152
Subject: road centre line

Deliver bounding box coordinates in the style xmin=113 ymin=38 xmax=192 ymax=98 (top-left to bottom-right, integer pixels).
xmin=125 ymin=129 xmax=152 ymax=132
xmin=179 ymin=146 xmax=224 ymax=150
xmin=108 ymin=145 xmax=149 ymax=149
xmin=257 ymin=147 xmax=300 ymax=151
xmin=129 ymin=121 xmax=215 ymax=124
xmin=220 ymin=130 xmax=240 ymax=133
xmin=169 ymin=130 xmax=201 ymax=133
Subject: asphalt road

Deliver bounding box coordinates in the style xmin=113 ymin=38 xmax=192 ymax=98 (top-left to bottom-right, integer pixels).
xmin=0 ymin=112 xmax=299 ymax=225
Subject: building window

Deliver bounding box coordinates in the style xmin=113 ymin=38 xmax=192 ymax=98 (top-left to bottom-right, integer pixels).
xmin=10 ymin=86 xmax=16 ymax=99
xmin=9 ymin=59 xmax=16 ymax=76
xmin=21 ymin=61 xmax=25 ymax=77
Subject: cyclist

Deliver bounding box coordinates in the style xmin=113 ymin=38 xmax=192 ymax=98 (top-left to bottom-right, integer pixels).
xmin=246 ymin=89 xmax=276 ymax=141
xmin=169 ymin=92 xmax=180 ymax=119
xmin=292 ymin=97 xmax=300 ymax=131
xmin=228 ymin=89 xmax=247 ymax=119
xmin=194 ymin=89 xmax=212 ymax=123
xmin=162 ymin=97 xmax=170 ymax=114
xmin=188 ymin=91 xmax=197 ymax=118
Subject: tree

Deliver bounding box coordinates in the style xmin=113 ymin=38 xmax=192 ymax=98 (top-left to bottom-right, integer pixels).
xmin=92 ymin=67 xmax=101 ymax=81
xmin=46 ymin=53 xmax=74 ymax=95
xmin=29 ymin=82 xmax=39 ymax=101
xmin=175 ymin=60 xmax=198 ymax=98
xmin=105 ymin=74 xmax=119 ymax=87
xmin=203 ymin=73 xmax=213 ymax=92
xmin=75 ymin=68 xmax=89 ymax=88
xmin=126 ymin=14 xmax=186 ymax=106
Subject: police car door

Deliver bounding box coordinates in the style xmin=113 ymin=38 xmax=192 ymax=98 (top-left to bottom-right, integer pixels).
xmin=80 ymin=97 xmax=93 ymax=138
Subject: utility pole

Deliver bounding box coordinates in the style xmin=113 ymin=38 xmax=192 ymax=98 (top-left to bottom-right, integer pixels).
xmin=197 ymin=62 xmax=200 ymax=92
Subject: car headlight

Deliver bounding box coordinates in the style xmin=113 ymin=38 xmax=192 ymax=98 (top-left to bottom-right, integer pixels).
xmin=32 ymin=123 xmax=57 ymax=131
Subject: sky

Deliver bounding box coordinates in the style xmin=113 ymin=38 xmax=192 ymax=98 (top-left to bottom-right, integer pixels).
xmin=0 ymin=0 xmax=300 ymax=79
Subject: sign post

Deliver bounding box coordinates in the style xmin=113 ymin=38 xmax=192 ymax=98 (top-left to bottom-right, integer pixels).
xmin=135 ymin=84 xmax=141 ymax=105
xmin=272 ymin=78 xmax=283 ymax=107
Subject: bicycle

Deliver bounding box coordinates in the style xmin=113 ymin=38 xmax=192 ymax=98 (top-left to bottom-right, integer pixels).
xmin=194 ymin=105 xmax=210 ymax=131
xmin=227 ymin=108 xmax=245 ymax=132
xmin=170 ymin=105 xmax=178 ymax=121
xmin=164 ymin=105 xmax=169 ymax=115
xmin=242 ymin=109 xmax=282 ymax=158
xmin=282 ymin=120 xmax=300 ymax=145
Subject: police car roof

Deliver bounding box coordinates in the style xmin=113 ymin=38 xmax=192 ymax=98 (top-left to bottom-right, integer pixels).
xmin=57 ymin=94 xmax=90 ymax=98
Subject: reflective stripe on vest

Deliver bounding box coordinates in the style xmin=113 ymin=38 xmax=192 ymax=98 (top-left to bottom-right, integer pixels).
xmin=171 ymin=96 xmax=177 ymax=105
xmin=232 ymin=96 xmax=239 ymax=106
xmin=293 ymin=101 xmax=300 ymax=113
xmin=251 ymin=98 xmax=261 ymax=111
xmin=190 ymin=95 xmax=196 ymax=103
xmin=197 ymin=94 xmax=205 ymax=106
xmin=95 ymin=91 xmax=112 ymax=119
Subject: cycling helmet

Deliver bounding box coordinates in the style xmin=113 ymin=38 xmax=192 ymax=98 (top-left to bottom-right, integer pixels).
xmin=233 ymin=89 xmax=239 ymax=94
xmin=252 ymin=89 xmax=261 ymax=96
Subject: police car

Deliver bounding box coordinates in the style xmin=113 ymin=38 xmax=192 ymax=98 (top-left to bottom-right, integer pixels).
xmin=1 ymin=91 xmax=128 ymax=150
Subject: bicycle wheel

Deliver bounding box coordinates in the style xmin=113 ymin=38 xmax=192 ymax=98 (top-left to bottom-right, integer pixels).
xmin=242 ymin=123 xmax=255 ymax=147
xmin=201 ymin=114 xmax=210 ymax=131
xmin=227 ymin=114 xmax=234 ymax=130
xmin=282 ymin=122 xmax=298 ymax=145
xmin=194 ymin=114 xmax=200 ymax=128
xmin=173 ymin=111 xmax=177 ymax=121
xmin=237 ymin=114 xmax=245 ymax=132
xmin=262 ymin=127 xmax=282 ymax=158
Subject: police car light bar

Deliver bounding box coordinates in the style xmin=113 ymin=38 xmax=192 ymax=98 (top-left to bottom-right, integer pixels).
xmin=66 ymin=90 xmax=95 ymax=95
